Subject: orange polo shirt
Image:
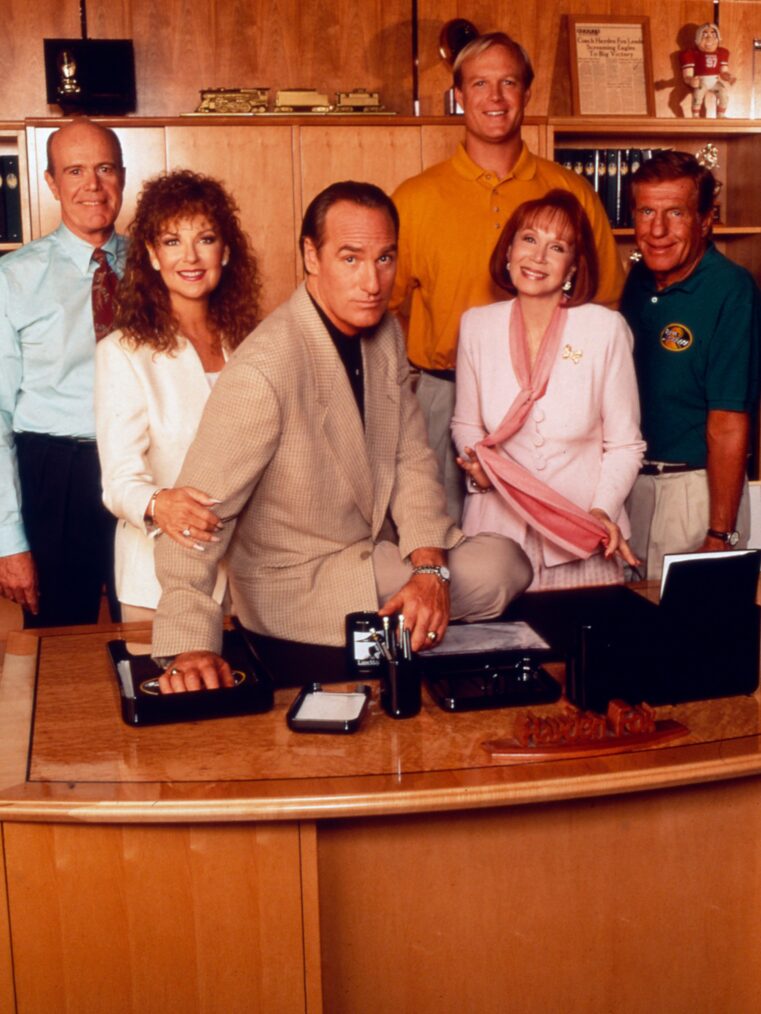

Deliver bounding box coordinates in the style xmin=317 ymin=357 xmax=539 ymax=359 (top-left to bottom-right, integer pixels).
xmin=391 ymin=142 xmax=624 ymax=372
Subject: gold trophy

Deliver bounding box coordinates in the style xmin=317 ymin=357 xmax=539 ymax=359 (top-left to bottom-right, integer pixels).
xmin=57 ymin=50 xmax=81 ymax=98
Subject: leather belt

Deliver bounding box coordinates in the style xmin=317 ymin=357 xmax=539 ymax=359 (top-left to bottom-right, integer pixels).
xmin=639 ymin=461 xmax=701 ymax=476
xmin=414 ymin=365 xmax=456 ymax=383
xmin=15 ymin=431 xmax=97 ymax=448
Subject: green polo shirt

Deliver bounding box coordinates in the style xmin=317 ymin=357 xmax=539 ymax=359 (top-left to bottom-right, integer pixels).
xmin=621 ymin=244 xmax=760 ymax=467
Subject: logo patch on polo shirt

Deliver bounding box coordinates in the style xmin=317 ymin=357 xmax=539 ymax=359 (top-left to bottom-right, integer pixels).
xmin=660 ymin=323 xmax=693 ymax=352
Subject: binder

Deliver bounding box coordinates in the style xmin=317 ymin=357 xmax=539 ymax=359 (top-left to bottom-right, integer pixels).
xmin=554 ymin=147 xmax=574 ymax=172
xmin=0 ymin=165 xmax=6 ymax=242
xmin=582 ymin=149 xmax=598 ymax=194
xmin=620 ymin=148 xmax=636 ymax=228
xmin=595 ymin=148 xmax=608 ymax=213
xmin=1 ymin=156 xmax=21 ymax=243
xmin=605 ymin=148 xmax=621 ymax=227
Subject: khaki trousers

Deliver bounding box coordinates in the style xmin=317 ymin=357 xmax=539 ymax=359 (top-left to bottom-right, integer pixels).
xmin=626 ymin=470 xmax=750 ymax=582
xmin=373 ymin=531 xmax=533 ymax=620
xmin=415 ymin=372 xmax=465 ymax=523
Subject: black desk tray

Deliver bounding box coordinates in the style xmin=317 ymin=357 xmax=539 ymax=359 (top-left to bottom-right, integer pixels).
xmin=107 ymin=629 xmax=274 ymax=726
xmin=424 ymin=656 xmax=561 ymax=712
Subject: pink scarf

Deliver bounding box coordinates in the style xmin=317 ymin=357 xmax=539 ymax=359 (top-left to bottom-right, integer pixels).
xmin=475 ymin=299 xmax=608 ymax=559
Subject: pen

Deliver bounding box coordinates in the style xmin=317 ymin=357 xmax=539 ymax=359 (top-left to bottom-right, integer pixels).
xmin=368 ymin=628 xmax=394 ymax=663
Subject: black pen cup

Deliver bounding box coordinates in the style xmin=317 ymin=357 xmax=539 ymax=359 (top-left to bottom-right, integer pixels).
xmin=380 ymin=655 xmax=421 ymax=719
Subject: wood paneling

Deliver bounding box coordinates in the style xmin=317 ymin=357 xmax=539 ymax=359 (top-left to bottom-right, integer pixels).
xmin=299 ymin=823 xmax=324 ymax=1014
xmin=87 ymin=0 xmax=410 ymax=119
xmin=721 ymin=0 xmax=761 ymax=118
xmin=298 ymin=125 xmax=423 ymax=209
xmin=5 ymin=822 xmax=307 ymax=1014
xmin=0 ymin=833 xmax=14 ymax=1014
xmin=1 ymin=0 xmax=81 ymax=121
xmin=166 ymin=124 xmax=297 ymax=313
xmin=318 ymin=776 xmax=761 ymax=1013
xmin=2 ymin=1 xmax=759 ymax=121
xmin=0 ymin=632 xmax=37 ymax=791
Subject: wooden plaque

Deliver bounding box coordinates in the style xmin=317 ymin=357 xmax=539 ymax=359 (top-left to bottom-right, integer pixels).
xmin=569 ymin=15 xmax=655 ymax=117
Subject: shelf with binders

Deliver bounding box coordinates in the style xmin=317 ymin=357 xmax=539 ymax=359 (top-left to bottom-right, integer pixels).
xmin=548 ymin=118 xmax=761 ymax=281
xmin=0 ymin=125 xmax=29 ymax=252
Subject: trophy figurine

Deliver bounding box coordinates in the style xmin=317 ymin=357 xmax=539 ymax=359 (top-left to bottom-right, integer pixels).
xmin=57 ymin=50 xmax=81 ymax=98
xmin=695 ymin=143 xmax=723 ymax=222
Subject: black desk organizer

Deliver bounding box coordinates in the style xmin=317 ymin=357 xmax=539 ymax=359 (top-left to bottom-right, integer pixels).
xmin=504 ymin=551 xmax=761 ymax=713
xmin=239 ymin=618 xmax=561 ymax=711
xmin=345 ymin=611 xmax=561 ymax=713
xmin=107 ymin=629 xmax=274 ymax=726
xmin=417 ymin=651 xmax=561 ymax=712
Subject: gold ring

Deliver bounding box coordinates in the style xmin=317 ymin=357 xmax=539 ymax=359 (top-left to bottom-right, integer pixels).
xmin=426 ymin=630 xmax=437 ymax=642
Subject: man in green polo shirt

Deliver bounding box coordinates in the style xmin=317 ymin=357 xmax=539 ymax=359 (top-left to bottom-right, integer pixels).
xmin=621 ymin=150 xmax=760 ymax=580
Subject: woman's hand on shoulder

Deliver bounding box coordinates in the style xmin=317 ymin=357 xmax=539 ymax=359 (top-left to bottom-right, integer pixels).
xmin=589 ymin=507 xmax=639 ymax=567
xmin=152 ymin=487 xmax=224 ymax=549
xmin=456 ymin=446 xmax=493 ymax=492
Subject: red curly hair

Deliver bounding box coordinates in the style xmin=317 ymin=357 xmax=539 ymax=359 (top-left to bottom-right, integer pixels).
xmin=115 ymin=170 xmax=262 ymax=352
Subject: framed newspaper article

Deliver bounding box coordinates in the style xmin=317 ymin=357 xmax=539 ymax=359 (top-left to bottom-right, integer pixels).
xmin=569 ymin=16 xmax=655 ymax=116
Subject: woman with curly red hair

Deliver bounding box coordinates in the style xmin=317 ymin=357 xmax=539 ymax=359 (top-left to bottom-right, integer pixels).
xmin=95 ymin=170 xmax=261 ymax=620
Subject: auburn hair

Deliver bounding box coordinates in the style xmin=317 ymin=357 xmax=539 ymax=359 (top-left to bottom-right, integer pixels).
xmin=489 ymin=189 xmax=599 ymax=306
xmin=115 ymin=169 xmax=261 ymax=352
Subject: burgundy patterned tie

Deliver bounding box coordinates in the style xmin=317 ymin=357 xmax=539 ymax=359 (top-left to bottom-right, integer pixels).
xmin=91 ymin=247 xmax=118 ymax=341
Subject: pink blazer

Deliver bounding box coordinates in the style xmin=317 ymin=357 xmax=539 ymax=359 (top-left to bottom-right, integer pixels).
xmin=451 ymin=300 xmax=645 ymax=568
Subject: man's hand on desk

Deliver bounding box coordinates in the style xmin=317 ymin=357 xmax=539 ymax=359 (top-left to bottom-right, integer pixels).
xmin=379 ymin=548 xmax=451 ymax=652
xmin=0 ymin=550 xmax=39 ymax=614
xmin=159 ymin=651 xmax=235 ymax=694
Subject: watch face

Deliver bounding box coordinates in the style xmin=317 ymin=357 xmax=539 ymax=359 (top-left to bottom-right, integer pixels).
xmin=729 ymin=531 xmax=740 ymax=546
xmin=439 ymin=566 xmax=451 ymax=581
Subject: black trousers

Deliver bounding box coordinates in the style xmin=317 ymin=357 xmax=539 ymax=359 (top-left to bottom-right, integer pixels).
xmin=15 ymin=432 xmax=119 ymax=628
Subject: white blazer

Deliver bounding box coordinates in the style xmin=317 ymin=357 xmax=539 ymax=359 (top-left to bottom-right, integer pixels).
xmin=95 ymin=330 xmax=227 ymax=609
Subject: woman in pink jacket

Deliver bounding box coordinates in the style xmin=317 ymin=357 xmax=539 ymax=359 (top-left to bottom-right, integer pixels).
xmin=451 ymin=189 xmax=645 ymax=590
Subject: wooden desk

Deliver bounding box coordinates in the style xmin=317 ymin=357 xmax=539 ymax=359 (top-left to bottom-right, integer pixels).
xmin=2 ymin=623 xmax=761 ymax=1014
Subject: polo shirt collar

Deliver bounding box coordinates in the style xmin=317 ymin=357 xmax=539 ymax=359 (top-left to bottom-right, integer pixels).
xmin=55 ymin=222 xmax=120 ymax=275
xmin=451 ymin=140 xmax=536 ymax=186
xmin=636 ymin=242 xmax=717 ymax=296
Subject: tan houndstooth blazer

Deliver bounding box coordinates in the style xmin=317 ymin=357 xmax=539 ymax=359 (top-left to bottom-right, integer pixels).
xmin=152 ymin=284 xmax=462 ymax=652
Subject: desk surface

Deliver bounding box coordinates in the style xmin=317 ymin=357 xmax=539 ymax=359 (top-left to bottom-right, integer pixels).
xmin=1 ymin=620 xmax=761 ymax=824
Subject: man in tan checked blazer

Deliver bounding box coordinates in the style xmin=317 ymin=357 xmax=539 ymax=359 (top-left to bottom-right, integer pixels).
xmin=152 ymin=182 xmax=531 ymax=691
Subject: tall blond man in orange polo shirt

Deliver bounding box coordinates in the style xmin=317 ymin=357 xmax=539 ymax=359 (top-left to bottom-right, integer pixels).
xmin=392 ymin=32 xmax=624 ymax=520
